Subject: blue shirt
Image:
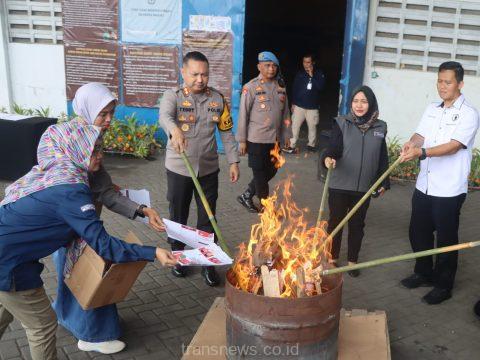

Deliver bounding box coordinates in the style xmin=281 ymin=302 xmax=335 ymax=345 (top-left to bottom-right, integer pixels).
xmin=292 ymin=69 xmax=325 ymax=110
xmin=0 ymin=184 xmax=156 ymax=291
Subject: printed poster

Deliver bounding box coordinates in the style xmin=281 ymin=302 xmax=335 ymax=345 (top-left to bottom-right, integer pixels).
xmin=183 ymin=30 xmax=233 ymax=103
xmin=122 ymin=45 xmax=179 ymax=107
xmin=121 ymin=0 xmax=182 ymax=44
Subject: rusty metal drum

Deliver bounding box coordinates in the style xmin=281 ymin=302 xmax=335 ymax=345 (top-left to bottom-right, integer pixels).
xmin=225 ymin=269 xmax=343 ymax=359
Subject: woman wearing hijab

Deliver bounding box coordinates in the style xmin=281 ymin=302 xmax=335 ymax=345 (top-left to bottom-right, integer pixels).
xmin=52 ymin=83 xmax=165 ymax=354
xmin=0 ymin=120 xmax=176 ymax=360
xmin=322 ymin=86 xmax=390 ymax=277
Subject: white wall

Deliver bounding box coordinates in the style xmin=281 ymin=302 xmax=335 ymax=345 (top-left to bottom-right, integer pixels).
xmin=7 ymin=43 xmax=66 ymax=116
xmin=0 ymin=6 xmax=12 ymax=111
xmin=363 ymin=1 xmax=480 ymax=148
xmin=363 ymin=68 xmax=480 ymax=147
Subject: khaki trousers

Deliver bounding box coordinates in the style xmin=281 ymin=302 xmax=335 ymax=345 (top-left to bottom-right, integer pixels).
xmin=0 ymin=287 xmax=57 ymax=360
xmin=290 ymin=105 xmax=319 ymax=147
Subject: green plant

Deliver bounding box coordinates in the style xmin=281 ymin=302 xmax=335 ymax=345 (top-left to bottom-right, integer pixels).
xmin=387 ymin=137 xmax=480 ymax=188
xmin=102 ymin=114 xmax=161 ymax=158
xmin=34 ymin=106 xmax=51 ymax=117
xmin=387 ymin=136 xmax=419 ymax=180
xmin=57 ymin=112 xmax=77 ymax=123
xmin=0 ymin=106 xmax=7 ymax=113
xmin=12 ymin=103 xmax=34 ymax=116
xmin=468 ymin=148 xmax=480 ymax=188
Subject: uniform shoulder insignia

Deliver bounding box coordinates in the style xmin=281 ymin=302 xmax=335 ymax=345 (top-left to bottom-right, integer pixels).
xmin=218 ymin=102 xmax=233 ymax=131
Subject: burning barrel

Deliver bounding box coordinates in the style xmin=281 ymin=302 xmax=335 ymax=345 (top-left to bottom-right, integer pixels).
xmin=225 ymin=269 xmax=343 ymax=359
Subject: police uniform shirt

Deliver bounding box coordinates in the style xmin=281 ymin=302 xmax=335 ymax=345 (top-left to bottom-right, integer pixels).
xmin=415 ymin=94 xmax=479 ymax=197
xmin=236 ymin=76 xmax=292 ymax=144
xmin=159 ymin=85 xmax=239 ymax=177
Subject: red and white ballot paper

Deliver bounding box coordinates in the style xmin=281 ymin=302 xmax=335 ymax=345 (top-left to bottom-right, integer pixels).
xmin=163 ymin=219 xmax=233 ymax=266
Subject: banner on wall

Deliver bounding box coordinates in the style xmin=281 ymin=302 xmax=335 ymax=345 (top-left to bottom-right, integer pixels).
xmin=65 ymin=41 xmax=119 ymax=101
xmin=182 ymin=30 xmax=233 ymax=102
xmin=122 ymin=45 xmax=179 ymax=107
xmin=63 ymin=0 xmax=118 ymax=42
xmin=121 ymin=0 xmax=182 ymax=44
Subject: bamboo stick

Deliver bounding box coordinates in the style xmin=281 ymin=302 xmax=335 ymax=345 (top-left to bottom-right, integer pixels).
xmin=320 ymin=240 xmax=480 ymax=276
xmin=329 ymin=157 xmax=402 ymax=240
xmin=313 ymin=165 xmax=332 ymax=243
xmin=180 ymin=152 xmax=232 ymax=257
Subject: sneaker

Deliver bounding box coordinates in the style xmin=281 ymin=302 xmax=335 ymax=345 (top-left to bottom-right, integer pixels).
xmin=171 ymin=264 xmax=187 ymax=278
xmin=307 ymin=146 xmax=317 ymax=152
xmin=282 ymin=146 xmax=296 ymax=154
xmin=202 ymin=266 xmax=220 ymax=287
xmin=400 ymin=273 xmax=433 ymax=289
xmin=237 ymin=194 xmax=259 ymax=213
xmin=78 ymin=340 xmax=126 ymax=354
xmin=347 ymin=269 xmax=360 ymax=278
xmin=422 ymin=287 xmax=452 ymax=305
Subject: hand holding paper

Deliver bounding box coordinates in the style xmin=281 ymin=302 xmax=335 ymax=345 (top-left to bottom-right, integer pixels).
xmin=163 ymin=219 xmax=232 ymax=267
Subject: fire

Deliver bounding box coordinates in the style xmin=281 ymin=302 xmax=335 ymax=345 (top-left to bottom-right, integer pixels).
xmin=270 ymin=142 xmax=285 ymax=169
xmin=231 ymin=178 xmax=332 ymax=298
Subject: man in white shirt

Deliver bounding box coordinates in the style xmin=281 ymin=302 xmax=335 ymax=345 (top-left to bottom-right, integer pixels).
xmin=400 ymin=61 xmax=479 ymax=305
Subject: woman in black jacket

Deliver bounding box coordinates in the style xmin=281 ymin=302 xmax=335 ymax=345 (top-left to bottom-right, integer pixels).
xmin=322 ymin=86 xmax=390 ymax=277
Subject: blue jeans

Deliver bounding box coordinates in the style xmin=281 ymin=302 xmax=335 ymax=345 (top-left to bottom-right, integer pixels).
xmin=52 ymin=248 xmax=120 ymax=342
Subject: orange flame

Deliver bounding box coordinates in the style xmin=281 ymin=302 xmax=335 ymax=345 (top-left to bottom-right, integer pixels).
xmin=270 ymin=142 xmax=285 ymax=169
xmin=232 ymin=177 xmax=332 ymax=298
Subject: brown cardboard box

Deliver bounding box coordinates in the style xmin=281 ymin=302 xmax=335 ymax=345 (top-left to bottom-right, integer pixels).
xmin=182 ymin=298 xmax=390 ymax=360
xmin=64 ymin=231 xmax=148 ymax=310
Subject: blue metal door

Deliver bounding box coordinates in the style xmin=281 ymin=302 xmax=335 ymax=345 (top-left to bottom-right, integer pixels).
xmin=339 ymin=0 xmax=370 ymax=115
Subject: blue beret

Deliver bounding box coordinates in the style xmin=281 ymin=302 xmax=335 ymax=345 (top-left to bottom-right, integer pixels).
xmin=258 ymin=51 xmax=279 ymax=66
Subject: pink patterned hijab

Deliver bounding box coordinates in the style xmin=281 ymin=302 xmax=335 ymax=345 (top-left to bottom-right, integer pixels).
xmin=1 ymin=120 xmax=101 ymax=206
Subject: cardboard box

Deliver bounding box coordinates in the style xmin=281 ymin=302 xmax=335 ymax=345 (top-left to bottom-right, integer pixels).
xmin=64 ymin=231 xmax=148 ymax=310
xmin=182 ymin=298 xmax=390 ymax=360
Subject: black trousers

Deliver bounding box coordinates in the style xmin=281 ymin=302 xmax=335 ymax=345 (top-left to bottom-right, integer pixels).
xmin=166 ymin=169 xmax=218 ymax=251
xmin=409 ymin=189 xmax=466 ymax=290
xmin=327 ymin=190 xmax=371 ymax=263
xmin=247 ymin=142 xmax=278 ymax=201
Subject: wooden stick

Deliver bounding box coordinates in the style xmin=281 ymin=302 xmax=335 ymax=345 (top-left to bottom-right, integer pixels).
xmin=313 ymin=165 xmax=332 ymax=243
xmin=261 ymin=265 xmax=281 ymax=297
xmin=296 ymin=267 xmax=306 ymax=298
xmin=181 ymin=152 xmax=231 ymax=256
xmin=329 ymin=157 xmax=402 ymax=241
xmin=321 ymin=240 xmax=480 ymax=276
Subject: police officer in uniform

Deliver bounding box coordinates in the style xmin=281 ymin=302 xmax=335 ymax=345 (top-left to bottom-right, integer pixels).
xmin=159 ymin=51 xmax=239 ymax=286
xmin=236 ymin=51 xmax=292 ymax=212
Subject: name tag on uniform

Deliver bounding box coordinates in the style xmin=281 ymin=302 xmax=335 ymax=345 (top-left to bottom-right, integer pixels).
xmin=373 ymin=131 xmax=385 ymax=138
xmin=81 ymin=204 xmax=95 ymax=212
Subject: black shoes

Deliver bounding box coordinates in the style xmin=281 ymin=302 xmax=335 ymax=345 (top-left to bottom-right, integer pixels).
xmin=171 ymin=264 xmax=187 ymax=278
xmin=400 ymin=273 xmax=433 ymax=289
xmin=282 ymin=146 xmax=296 ymax=154
xmin=474 ymin=300 xmax=480 ymax=317
xmin=347 ymin=269 xmax=360 ymax=278
xmin=307 ymin=146 xmax=317 ymax=152
xmin=202 ymin=266 xmax=220 ymax=287
xmin=422 ymin=288 xmax=452 ymax=305
xmin=237 ymin=190 xmax=259 ymax=213
xmin=172 ymin=264 xmax=219 ymax=287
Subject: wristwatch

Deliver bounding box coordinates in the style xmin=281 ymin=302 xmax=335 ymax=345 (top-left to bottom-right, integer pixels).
xmin=135 ymin=204 xmax=147 ymax=218
xmin=419 ymin=148 xmax=427 ymax=161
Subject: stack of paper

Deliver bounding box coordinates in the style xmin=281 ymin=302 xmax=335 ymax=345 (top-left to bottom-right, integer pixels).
xmin=163 ymin=219 xmax=232 ymax=267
